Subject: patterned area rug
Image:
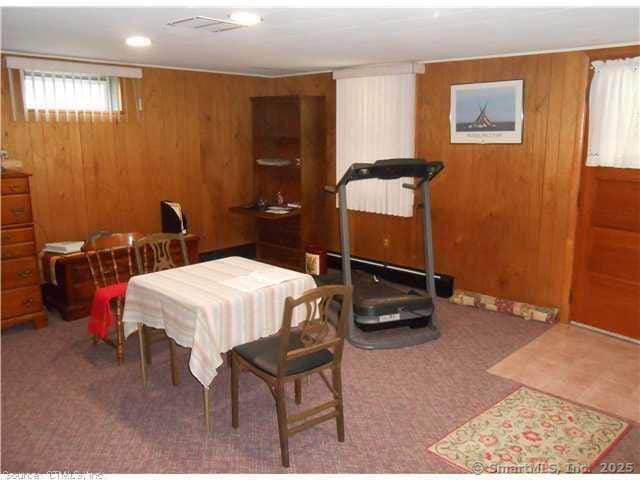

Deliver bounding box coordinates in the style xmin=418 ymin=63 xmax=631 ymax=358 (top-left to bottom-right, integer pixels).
xmin=428 ymin=387 xmax=630 ymax=474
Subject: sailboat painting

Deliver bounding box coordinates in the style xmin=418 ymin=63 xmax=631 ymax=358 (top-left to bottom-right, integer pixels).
xmin=450 ymin=80 xmax=523 ymax=144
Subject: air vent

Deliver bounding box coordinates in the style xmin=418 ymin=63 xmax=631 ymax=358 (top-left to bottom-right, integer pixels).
xmin=166 ymin=16 xmax=246 ymax=33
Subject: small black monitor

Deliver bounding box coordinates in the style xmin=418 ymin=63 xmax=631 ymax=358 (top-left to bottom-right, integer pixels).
xmin=161 ymin=200 xmax=188 ymax=234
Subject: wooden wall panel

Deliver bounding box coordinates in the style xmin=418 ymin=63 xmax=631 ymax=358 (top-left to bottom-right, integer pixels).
xmin=2 ymin=45 xmax=634 ymax=320
xmin=267 ymin=51 xmax=601 ymax=319
xmin=1 ymin=59 xmax=260 ymax=252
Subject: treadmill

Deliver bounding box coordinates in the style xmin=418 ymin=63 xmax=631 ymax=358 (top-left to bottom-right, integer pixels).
xmin=323 ymin=158 xmax=444 ymax=350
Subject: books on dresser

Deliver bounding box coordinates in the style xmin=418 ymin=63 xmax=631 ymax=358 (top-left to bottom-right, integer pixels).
xmin=43 ymin=241 xmax=84 ymax=254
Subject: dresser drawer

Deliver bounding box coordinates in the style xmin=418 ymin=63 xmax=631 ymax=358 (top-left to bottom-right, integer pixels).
xmin=1 ymin=285 xmax=43 ymax=320
xmin=1 ymin=177 xmax=29 ymax=195
xmin=1 ymin=195 xmax=33 ymax=225
xmin=1 ymin=241 xmax=36 ymax=260
xmin=1 ymin=256 xmax=39 ymax=290
xmin=1 ymin=226 xmax=35 ymax=245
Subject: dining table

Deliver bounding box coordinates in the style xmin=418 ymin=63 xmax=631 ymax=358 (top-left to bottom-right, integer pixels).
xmin=122 ymin=256 xmax=317 ymax=431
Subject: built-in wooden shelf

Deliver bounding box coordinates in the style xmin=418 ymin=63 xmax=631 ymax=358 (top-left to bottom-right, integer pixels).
xmin=228 ymin=206 xmax=301 ymax=221
xmin=230 ymin=95 xmax=326 ymax=270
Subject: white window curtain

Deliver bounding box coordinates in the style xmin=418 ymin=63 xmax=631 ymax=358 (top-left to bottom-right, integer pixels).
xmin=586 ymin=57 xmax=640 ymax=169
xmin=336 ymin=72 xmax=418 ymax=217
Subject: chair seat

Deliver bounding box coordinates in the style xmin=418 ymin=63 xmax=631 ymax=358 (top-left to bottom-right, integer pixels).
xmin=234 ymin=332 xmax=333 ymax=376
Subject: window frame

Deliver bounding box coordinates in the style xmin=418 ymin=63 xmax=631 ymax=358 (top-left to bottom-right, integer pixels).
xmin=21 ymin=70 xmax=124 ymax=114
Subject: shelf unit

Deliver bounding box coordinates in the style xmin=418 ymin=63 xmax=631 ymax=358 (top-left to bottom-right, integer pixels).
xmin=233 ymin=95 xmax=326 ymax=270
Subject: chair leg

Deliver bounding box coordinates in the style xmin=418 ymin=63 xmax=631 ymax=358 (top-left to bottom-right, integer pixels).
xmin=137 ymin=323 xmax=147 ymax=387
xmin=332 ymin=367 xmax=345 ymax=442
xmin=275 ymin=384 xmax=290 ymax=467
xmin=203 ymin=386 xmax=211 ymax=433
xmin=231 ymin=353 xmax=240 ymax=429
xmin=143 ymin=326 xmax=152 ymax=365
xmin=115 ymin=314 xmax=125 ymax=365
xmin=168 ymin=338 xmax=179 ymax=386
xmin=92 ymin=335 xmax=99 ymax=346
xmin=294 ymin=379 xmax=302 ymax=405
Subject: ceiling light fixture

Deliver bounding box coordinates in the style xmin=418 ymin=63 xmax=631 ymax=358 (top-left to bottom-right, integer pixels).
xmin=228 ymin=12 xmax=262 ymax=26
xmin=126 ymin=36 xmax=152 ymax=47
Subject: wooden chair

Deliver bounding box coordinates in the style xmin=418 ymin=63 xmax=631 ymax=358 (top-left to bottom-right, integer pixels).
xmin=133 ymin=233 xmax=190 ymax=388
xmin=83 ymin=231 xmax=144 ymax=252
xmin=231 ymin=284 xmax=353 ymax=467
xmin=85 ymin=244 xmax=136 ymax=364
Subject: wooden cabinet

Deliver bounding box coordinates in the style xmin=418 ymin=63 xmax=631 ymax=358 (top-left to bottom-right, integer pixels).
xmin=237 ymin=95 xmax=326 ymax=270
xmin=1 ymin=170 xmax=47 ymax=330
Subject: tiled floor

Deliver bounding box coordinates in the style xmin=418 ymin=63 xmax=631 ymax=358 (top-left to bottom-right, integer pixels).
xmin=488 ymin=323 xmax=640 ymax=422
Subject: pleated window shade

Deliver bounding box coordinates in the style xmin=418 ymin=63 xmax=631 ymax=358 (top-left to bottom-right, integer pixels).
xmin=336 ymin=74 xmax=417 ymax=217
xmin=5 ymin=56 xmax=143 ymax=123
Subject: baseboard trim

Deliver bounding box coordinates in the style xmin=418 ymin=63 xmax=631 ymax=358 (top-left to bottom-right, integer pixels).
xmin=326 ymin=251 xmax=454 ymax=299
xmin=570 ymin=321 xmax=640 ymax=345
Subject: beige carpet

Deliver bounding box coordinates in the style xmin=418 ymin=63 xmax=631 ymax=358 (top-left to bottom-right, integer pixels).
xmin=488 ymin=324 xmax=640 ymax=423
xmin=428 ymin=387 xmax=630 ymax=474
xmin=4 ymin=304 xmax=638 ymax=473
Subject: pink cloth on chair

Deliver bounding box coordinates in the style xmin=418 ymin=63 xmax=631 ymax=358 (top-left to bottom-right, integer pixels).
xmin=88 ymin=283 xmax=128 ymax=339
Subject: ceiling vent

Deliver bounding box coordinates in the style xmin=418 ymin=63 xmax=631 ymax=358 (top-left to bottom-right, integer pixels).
xmin=166 ymin=16 xmax=246 ymax=33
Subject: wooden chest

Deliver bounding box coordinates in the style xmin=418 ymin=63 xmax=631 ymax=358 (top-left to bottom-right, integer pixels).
xmin=41 ymin=234 xmax=200 ymax=321
xmin=1 ymin=170 xmax=48 ymax=330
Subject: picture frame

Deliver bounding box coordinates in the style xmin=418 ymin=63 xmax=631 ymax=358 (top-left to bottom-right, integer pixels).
xmin=450 ymin=79 xmax=524 ymax=144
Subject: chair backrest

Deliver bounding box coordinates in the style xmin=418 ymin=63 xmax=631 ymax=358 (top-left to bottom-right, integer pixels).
xmin=85 ymin=245 xmax=135 ymax=289
xmin=276 ymin=284 xmax=353 ymax=378
xmin=83 ymin=231 xmax=144 ymax=252
xmin=133 ymin=233 xmax=190 ymax=274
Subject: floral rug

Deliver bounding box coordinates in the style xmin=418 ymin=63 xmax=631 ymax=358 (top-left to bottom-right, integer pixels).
xmin=428 ymin=387 xmax=630 ymax=474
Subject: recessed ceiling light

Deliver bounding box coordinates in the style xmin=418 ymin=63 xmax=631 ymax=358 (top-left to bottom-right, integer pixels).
xmin=126 ymin=36 xmax=152 ymax=47
xmin=228 ymin=12 xmax=262 ymax=26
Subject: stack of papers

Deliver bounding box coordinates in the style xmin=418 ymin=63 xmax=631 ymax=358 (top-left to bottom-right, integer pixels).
xmin=265 ymin=206 xmax=292 ymax=215
xmin=220 ymin=267 xmax=302 ymax=293
xmin=43 ymin=241 xmax=84 ymax=254
xmin=250 ymin=268 xmax=301 ymax=284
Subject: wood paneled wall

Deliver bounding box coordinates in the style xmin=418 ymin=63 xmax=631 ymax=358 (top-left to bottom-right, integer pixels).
xmin=268 ymin=52 xmax=602 ymax=320
xmin=416 ymin=53 xmax=590 ymax=320
xmin=1 ymin=61 xmax=262 ymax=252
xmin=3 ymin=46 xmax=635 ymax=319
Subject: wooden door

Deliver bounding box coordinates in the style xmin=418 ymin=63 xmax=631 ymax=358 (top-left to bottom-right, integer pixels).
xmin=571 ymin=164 xmax=640 ymax=339
xmin=570 ymin=47 xmax=640 ymax=340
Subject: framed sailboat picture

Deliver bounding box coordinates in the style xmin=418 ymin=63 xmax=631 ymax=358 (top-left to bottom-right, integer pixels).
xmin=450 ymin=79 xmax=524 ymax=144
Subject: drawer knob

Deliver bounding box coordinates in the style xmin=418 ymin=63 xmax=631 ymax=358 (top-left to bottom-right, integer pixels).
xmin=18 ymin=269 xmax=33 ymax=278
xmin=8 ymin=184 xmax=21 ymax=192
xmin=11 ymin=207 xmax=26 ymax=217
xmin=2 ymin=252 xmax=13 ymax=260
xmin=23 ymin=298 xmax=34 ymax=306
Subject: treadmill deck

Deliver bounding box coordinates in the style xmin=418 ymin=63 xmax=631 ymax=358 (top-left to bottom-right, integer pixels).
xmin=317 ymin=269 xmax=434 ymax=317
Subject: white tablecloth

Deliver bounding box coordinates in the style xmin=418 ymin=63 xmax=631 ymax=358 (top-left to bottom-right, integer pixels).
xmin=122 ymin=257 xmax=316 ymax=387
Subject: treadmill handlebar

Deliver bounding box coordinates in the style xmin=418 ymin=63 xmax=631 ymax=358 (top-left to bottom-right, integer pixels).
xmin=329 ymin=158 xmax=443 ymax=190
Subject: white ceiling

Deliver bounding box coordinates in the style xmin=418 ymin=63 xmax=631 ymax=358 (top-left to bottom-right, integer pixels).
xmin=2 ymin=7 xmax=639 ymax=77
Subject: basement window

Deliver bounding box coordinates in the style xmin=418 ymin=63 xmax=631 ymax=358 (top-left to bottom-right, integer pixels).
xmin=5 ymin=56 xmax=143 ymax=122
xmin=22 ymin=71 xmax=122 ymax=112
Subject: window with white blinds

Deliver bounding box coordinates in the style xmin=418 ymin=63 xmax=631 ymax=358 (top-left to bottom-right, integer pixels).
xmin=5 ymin=56 xmax=143 ymax=122
xmin=23 ymin=72 xmax=121 ymax=113
xmin=335 ymin=65 xmax=421 ymax=217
